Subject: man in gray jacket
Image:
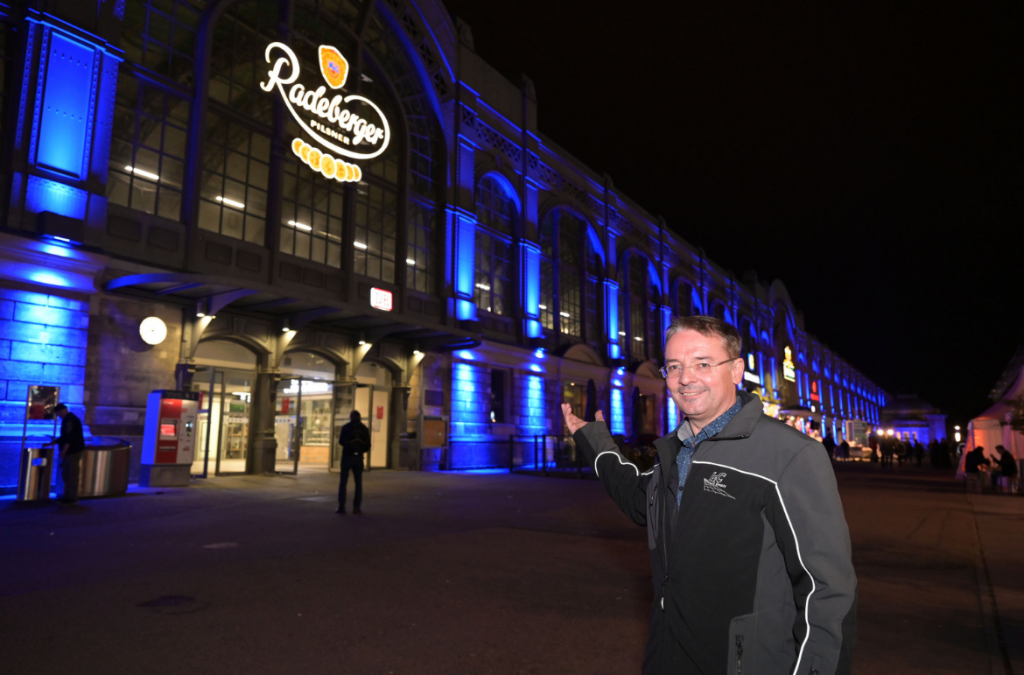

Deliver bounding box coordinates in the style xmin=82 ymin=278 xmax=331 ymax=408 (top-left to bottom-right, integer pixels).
xmin=562 ymin=316 xmax=856 ymax=674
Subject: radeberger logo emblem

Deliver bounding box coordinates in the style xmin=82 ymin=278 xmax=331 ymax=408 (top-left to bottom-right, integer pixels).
xmin=319 ymin=46 xmax=348 ymax=89
xmin=261 ymin=41 xmax=390 ymax=182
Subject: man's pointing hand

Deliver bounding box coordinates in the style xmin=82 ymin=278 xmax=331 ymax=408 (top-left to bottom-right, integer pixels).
xmin=561 ymin=403 xmax=604 ymax=435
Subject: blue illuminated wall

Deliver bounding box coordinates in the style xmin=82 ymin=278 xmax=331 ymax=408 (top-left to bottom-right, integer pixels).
xmin=610 ymin=388 xmax=625 ymax=435
xmin=0 ymin=287 xmax=89 ymax=490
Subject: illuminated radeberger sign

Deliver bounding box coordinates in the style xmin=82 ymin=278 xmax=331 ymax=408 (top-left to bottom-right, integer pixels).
xmin=782 ymin=346 xmax=797 ymax=382
xmin=261 ymin=42 xmax=391 ymax=182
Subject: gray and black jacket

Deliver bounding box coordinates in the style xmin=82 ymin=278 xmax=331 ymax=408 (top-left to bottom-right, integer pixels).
xmin=573 ymin=392 xmax=856 ymax=675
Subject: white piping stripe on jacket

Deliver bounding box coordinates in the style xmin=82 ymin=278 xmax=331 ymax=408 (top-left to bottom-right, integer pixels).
xmin=692 ymin=460 xmax=817 ymax=674
xmin=594 ymin=450 xmax=638 ymax=477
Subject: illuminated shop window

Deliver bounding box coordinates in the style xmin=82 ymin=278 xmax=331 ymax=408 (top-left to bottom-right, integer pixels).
xmin=562 ymin=381 xmax=585 ymax=420
xmin=406 ymin=200 xmax=434 ymax=294
xmin=198 ymin=113 xmax=270 ymax=244
xmin=279 ymin=147 xmax=344 ymax=268
xmin=474 ymin=176 xmax=517 ymax=317
xmin=122 ymin=0 xmax=200 ymax=87
xmin=108 ymin=76 xmax=190 ymax=221
xmin=354 ymin=182 xmax=399 ymax=283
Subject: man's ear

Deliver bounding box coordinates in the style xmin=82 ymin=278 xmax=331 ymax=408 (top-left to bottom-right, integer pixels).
xmin=731 ymin=357 xmax=744 ymax=385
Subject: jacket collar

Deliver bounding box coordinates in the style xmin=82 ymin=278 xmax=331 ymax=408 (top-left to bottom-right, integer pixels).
xmin=653 ymin=391 xmax=764 ymax=468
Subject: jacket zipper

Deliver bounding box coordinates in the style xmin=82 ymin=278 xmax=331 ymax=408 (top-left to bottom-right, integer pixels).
xmin=659 ymin=432 xmax=751 ymax=613
xmin=735 ymin=635 xmax=744 ymax=675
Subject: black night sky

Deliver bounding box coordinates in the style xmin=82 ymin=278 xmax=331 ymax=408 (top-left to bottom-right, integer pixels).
xmin=442 ymin=0 xmax=1024 ymax=424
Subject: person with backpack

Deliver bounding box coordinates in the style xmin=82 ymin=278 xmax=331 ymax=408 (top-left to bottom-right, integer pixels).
xmin=337 ymin=410 xmax=371 ymax=514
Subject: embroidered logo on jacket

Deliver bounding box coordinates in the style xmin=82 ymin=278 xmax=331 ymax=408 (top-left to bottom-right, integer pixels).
xmin=703 ymin=472 xmax=736 ymax=499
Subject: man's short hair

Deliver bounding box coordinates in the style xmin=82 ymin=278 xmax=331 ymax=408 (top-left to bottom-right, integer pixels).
xmin=664 ymin=315 xmax=742 ymax=359
xmin=54 ymin=403 xmax=68 ymax=413
xmin=350 ymin=410 xmax=361 ymax=422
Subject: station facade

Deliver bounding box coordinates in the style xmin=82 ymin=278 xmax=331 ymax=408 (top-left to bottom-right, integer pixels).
xmin=0 ymin=0 xmax=886 ymax=488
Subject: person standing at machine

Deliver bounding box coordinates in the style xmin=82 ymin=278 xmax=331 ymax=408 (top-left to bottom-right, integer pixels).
xmin=46 ymin=403 xmax=85 ymax=504
xmin=337 ymin=410 xmax=371 ymax=514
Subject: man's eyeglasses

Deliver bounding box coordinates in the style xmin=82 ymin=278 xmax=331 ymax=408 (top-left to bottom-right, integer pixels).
xmin=659 ymin=358 xmax=739 ymax=379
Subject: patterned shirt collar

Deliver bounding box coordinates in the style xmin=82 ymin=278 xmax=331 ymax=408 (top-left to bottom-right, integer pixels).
xmin=676 ymin=395 xmax=744 ymax=448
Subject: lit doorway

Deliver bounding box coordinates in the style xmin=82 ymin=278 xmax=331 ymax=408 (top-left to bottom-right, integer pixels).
xmin=277 ymin=351 xmax=339 ymax=473
xmin=354 ymin=361 xmax=392 ymax=469
xmin=190 ymin=341 xmax=257 ymax=476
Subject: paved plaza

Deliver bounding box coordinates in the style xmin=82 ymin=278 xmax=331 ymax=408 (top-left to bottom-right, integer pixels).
xmin=1 ymin=462 xmax=1021 ymax=674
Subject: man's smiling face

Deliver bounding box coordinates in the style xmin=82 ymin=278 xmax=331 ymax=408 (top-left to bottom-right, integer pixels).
xmin=664 ymin=329 xmax=744 ymax=433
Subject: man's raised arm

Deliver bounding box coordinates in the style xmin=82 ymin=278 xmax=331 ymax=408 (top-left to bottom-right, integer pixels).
xmin=562 ymin=404 xmax=649 ymax=526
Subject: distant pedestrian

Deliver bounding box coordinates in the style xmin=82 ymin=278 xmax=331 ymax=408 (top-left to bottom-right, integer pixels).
xmin=995 ymin=445 xmax=1018 ymax=489
xmin=964 ymin=446 xmax=989 ymax=474
xmin=823 ymin=433 xmax=836 ymax=459
xmin=839 ymin=439 xmax=851 ymax=461
xmin=913 ymin=440 xmax=925 ymax=466
xmin=337 ymin=410 xmax=370 ymax=515
xmin=44 ymin=403 xmax=85 ymax=504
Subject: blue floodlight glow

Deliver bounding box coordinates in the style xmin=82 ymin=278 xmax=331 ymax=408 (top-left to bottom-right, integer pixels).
xmin=666 ymin=396 xmax=678 ymax=433
xmin=604 ymin=280 xmax=619 ymax=344
xmin=528 ymin=363 xmax=545 ymax=373
xmin=611 ymin=378 xmax=624 ymax=387
xmin=608 ymin=343 xmax=621 ymax=360
xmin=522 ymin=375 xmax=546 ymax=433
xmin=610 ymin=388 xmax=625 ymax=435
xmin=533 ymin=348 xmax=545 ymax=359
xmin=616 ymin=367 xmax=626 ymax=375
xmin=27 ymin=270 xmax=74 ymax=288
xmin=455 ymin=216 xmax=477 ymax=300
xmin=34 ymin=33 xmax=95 ymax=179
xmin=455 ymin=298 xmax=477 ymax=321
xmin=25 ymin=176 xmax=88 ymax=220
xmin=526 ymin=318 xmax=542 ymax=338
xmin=454 ymin=349 xmax=476 ymax=361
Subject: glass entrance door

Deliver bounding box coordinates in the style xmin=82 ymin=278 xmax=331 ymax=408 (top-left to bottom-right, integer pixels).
xmin=275 ymin=377 xmax=337 ymax=473
xmin=275 ymin=378 xmax=301 ymax=474
xmin=190 ymin=367 xmax=252 ymax=476
xmin=191 ymin=368 xmax=223 ymax=478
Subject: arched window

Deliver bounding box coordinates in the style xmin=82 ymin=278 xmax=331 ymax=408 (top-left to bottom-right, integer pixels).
xmin=675 ymin=280 xmax=694 ymax=317
xmin=539 ymin=208 xmax=601 ymax=343
xmin=474 ymin=175 xmax=516 ymax=316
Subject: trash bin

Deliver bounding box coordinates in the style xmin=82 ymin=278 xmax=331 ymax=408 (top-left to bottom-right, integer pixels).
xmin=78 ymin=439 xmax=132 ymax=498
xmin=18 ymin=446 xmax=55 ymax=501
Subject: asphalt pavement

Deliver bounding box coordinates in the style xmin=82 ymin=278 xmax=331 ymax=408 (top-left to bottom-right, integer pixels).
xmin=1 ymin=462 xmax=1020 ymax=675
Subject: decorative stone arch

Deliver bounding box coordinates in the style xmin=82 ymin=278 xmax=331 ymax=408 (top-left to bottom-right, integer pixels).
xmin=279 ymin=345 xmax=349 ymax=379
xmin=538 ymin=202 xmax=605 ymax=265
xmin=634 ymin=361 xmax=661 ymax=379
xmin=561 ymin=343 xmax=603 ymax=366
xmin=475 ymin=167 xmax=523 ymax=216
xmin=670 ymin=275 xmax=699 ymax=316
xmin=193 ymin=332 xmax=270 ymax=365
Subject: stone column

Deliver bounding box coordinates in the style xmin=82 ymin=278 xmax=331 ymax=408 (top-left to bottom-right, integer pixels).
xmin=247 ymin=368 xmax=279 ymax=474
